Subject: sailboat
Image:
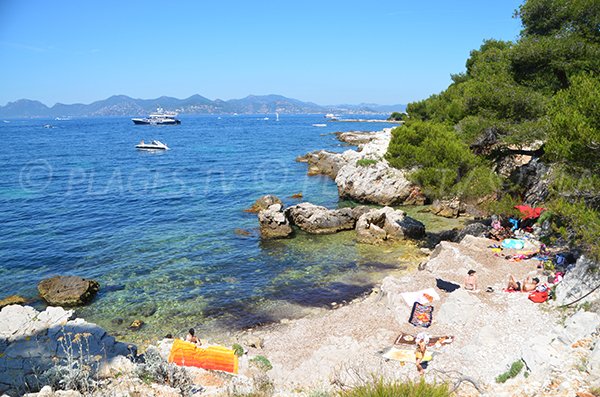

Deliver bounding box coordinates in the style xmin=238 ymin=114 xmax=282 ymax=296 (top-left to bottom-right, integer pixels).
xmin=276 ymin=112 xmax=280 ymax=121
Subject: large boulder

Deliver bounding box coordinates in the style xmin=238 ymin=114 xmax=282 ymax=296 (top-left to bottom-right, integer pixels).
xmin=336 ymin=162 xmax=416 ymax=206
xmin=0 ymin=305 xmax=135 ymax=396
xmin=297 ymin=150 xmax=348 ymax=178
xmin=355 ymin=207 xmax=425 ymax=244
xmin=336 ymin=131 xmax=380 ymax=145
xmin=38 ymin=275 xmax=100 ymax=307
xmin=555 ymin=310 xmax=600 ymax=345
xmin=554 ymin=256 xmax=600 ymax=307
xmin=436 ymin=289 xmax=482 ymax=326
xmin=258 ymin=204 xmax=293 ymax=239
xmin=286 ymin=203 xmax=370 ymax=234
xmin=245 ymin=195 xmax=282 ymax=213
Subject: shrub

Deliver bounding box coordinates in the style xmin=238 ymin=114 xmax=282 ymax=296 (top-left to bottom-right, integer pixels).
xmin=386 ymin=121 xmax=486 ymax=199
xmin=356 ymin=159 xmax=378 ymax=167
xmin=387 ymin=112 xmax=407 ymax=121
xmin=39 ymin=331 xmax=99 ymax=395
xmin=337 ymin=377 xmax=450 ymax=397
xmin=135 ymin=347 xmax=192 ymax=393
xmin=496 ymin=360 xmax=524 ymax=383
xmin=232 ymin=343 xmax=245 ymax=357
xmin=249 ymin=355 xmax=273 ymax=372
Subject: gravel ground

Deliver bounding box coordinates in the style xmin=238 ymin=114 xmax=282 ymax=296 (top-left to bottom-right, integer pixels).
xmin=238 ymin=236 xmax=599 ymax=396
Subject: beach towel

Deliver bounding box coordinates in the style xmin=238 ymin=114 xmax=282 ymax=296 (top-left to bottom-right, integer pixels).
xmin=382 ymin=347 xmax=432 ymax=363
xmin=408 ymin=302 xmax=433 ymax=328
xmin=394 ymin=332 xmax=454 ymax=347
xmin=168 ymin=339 xmax=238 ymax=374
xmin=436 ymin=278 xmax=461 ymax=293
xmin=400 ymin=288 xmax=440 ymax=307
xmin=501 ymin=239 xmax=525 ymax=250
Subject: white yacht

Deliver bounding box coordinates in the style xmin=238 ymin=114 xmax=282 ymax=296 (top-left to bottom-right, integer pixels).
xmin=135 ymin=140 xmax=169 ymax=150
xmin=132 ymin=108 xmax=181 ymax=125
xmin=325 ymin=113 xmax=340 ymax=121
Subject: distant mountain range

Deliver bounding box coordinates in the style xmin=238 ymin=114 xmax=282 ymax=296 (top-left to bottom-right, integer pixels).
xmin=0 ymin=94 xmax=405 ymax=118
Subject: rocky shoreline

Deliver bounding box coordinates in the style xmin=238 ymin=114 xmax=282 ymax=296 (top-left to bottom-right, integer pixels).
xmin=3 ymin=235 xmax=599 ymax=396
xmin=2 ymin=128 xmax=599 ymax=396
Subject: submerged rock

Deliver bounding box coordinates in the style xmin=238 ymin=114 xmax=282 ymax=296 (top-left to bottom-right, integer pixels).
xmin=355 ymin=207 xmax=425 ymax=244
xmin=38 ymin=275 xmax=100 ymax=307
xmin=0 ymin=295 xmax=27 ymax=309
xmin=258 ymin=204 xmax=293 ymax=239
xmin=286 ymin=202 xmax=370 ymax=234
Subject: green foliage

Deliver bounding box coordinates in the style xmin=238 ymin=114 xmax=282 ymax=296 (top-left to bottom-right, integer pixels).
xmin=511 ymin=35 xmax=600 ymax=94
xmin=250 ymin=355 xmax=273 ymax=372
xmin=496 ymin=360 xmax=525 ymax=383
xmin=393 ymin=0 xmax=600 ymax=261
xmin=546 ymin=73 xmax=600 ymax=173
xmin=387 ymin=112 xmax=407 ymax=121
xmin=482 ymin=194 xmax=521 ymax=217
xmin=548 ymin=198 xmax=600 ymax=261
xmin=452 ymin=165 xmax=503 ymax=200
xmin=232 ymin=343 xmax=244 ymax=357
xmin=517 ymin=0 xmax=600 ymax=42
xmin=356 ymin=159 xmax=378 ymax=167
xmin=386 ymin=121 xmax=498 ymax=199
xmin=337 ymin=377 xmax=450 ymax=397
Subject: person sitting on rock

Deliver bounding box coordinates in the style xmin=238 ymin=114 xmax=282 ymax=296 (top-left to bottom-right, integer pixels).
xmin=507 ymin=275 xmax=540 ymax=292
xmin=464 ymin=269 xmax=478 ymax=291
xmin=186 ymin=328 xmax=202 ymax=346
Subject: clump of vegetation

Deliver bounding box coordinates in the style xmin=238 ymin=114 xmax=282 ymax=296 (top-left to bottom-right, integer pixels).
xmin=135 ymin=347 xmax=192 ymax=393
xmin=356 ymin=158 xmax=378 ymax=167
xmin=38 ymin=331 xmax=99 ymax=395
xmin=387 ymin=111 xmax=407 ymax=121
xmin=495 ymin=359 xmax=524 ymax=383
xmin=249 ymin=355 xmax=273 ymax=372
xmin=232 ymin=343 xmax=245 ymax=357
xmin=337 ymin=377 xmax=450 ymax=397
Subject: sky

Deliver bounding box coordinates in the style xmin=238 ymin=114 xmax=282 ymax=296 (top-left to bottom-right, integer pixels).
xmin=0 ymin=0 xmax=524 ymax=107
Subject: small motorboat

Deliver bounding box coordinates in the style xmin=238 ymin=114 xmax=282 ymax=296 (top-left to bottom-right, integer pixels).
xmin=135 ymin=140 xmax=169 ymax=150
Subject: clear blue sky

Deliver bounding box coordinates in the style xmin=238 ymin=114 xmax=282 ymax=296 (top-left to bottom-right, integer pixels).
xmin=0 ymin=0 xmax=524 ymax=106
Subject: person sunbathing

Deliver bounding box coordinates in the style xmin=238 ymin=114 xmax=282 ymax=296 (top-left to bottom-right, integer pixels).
xmin=507 ymin=275 xmax=540 ymax=292
xmin=415 ymin=332 xmax=429 ymax=376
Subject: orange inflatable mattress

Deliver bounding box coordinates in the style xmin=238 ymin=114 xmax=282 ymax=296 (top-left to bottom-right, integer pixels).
xmin=168 ymin=339 xmax=238 ymax=374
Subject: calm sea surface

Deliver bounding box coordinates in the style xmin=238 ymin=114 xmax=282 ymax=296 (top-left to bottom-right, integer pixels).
xmin=0 ymin=115 xmax=456 ymax=344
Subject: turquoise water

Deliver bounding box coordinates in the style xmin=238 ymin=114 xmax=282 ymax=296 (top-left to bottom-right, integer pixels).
xmin=0 ymin=115 xmax=425 ymax=344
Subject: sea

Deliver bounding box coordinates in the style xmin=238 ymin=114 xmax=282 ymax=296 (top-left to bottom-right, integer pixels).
xmin=0 ymin=114 xmax=463 ymax=345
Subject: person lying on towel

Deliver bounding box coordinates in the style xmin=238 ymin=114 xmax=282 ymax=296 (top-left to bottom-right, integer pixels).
xmin=415 ymin=332 xmax=429 ymax=376
xmin=507 ymin=275 xmax=539 ymax=292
